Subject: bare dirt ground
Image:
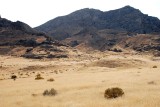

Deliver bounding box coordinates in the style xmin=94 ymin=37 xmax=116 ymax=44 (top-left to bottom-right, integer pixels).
xmin=0 ymin=51 xmax=160 ymax=107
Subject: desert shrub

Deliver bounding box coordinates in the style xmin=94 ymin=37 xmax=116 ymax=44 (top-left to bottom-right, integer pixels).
xmin=47 ymin=78 xmax=54 ymax=82
xmin=54 ymin=70 xmax=58 ymax=74
xmin=35 ymin=73 xmax=44 ymax=80
xmin=59 ymin=71 xmax=63 ymax=73
xmin=11 ymin=75 xmax=17 ymax=80
xmin=20 ymin=73 xmax=23 ymax=76
xmin=26 ymin=73 xmax=30 ymax=76
xmin=32 ymin=93 xmax=38 ymax=97
xmin=43 ymin=90 xmax=49 ymax=95
xmin=43 ymin=88 xmax=57 ymax=96
xmin=0 ymin=78 xmax=4 ymax=80
xmin=153 ymin=65 xmax=157 ymax=68
xmin=148 ymin=81 xmax=156 ymax=85
xmin=104 ymin=87 xmax=124 ymax=99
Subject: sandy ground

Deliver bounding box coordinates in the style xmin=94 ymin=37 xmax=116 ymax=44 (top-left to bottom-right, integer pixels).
xmin=0 ymin=52 xmax=160 ymax=107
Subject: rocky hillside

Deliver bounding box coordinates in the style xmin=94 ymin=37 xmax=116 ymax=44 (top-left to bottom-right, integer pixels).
xmin=0 ymin=17 xmax=69 ymax=59
xmin=35 ymin=6 xmax=160 ymax=52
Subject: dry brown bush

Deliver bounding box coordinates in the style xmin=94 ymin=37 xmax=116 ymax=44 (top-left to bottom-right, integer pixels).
xmin=11 ymin=75 xmax=17 ymax=80
xmin=104 ymin=87 xmax=124 ymax=99
xmin=35 ymin=74 xmax=44 ymax=80
xmin=43 ymin=88 xmax=57 ymax=96
xmin=153 ymin=65 xmax=157 ymax=68
xmin=47 ymin=78 xmax=54 ymax=82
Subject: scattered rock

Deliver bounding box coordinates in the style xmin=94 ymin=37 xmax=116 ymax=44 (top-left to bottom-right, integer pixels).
xmin=22 ymin=53 xmax=43 ymax=59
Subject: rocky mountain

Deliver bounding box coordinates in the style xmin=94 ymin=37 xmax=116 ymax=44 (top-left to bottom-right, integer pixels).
xmin=35 ymin=6 xmax=160 ymax=52
xmin=36 ymin=6 xmax=160 ymax=35
xmin=0 ymin=17 xmax=69 ymax=59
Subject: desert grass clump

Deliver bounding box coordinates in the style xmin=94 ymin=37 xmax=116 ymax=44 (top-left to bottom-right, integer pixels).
xmin=104 ymin=87 xmax=124 ymax=99
xmin=35 ymin=73 xmax=44 ymax=80
xmin=19 ymin=73 xmax=23 ymax=76
xmin=148 ymin=81 xmax=156 ymax=85
xmin=54 ymin=70 xmax=58 ymax=74
xmin=11 ymin=75 xmax=17 ymax=80
xmin=32 ymin=94 xmax=38 ymax=97
xmin=0 ymin=78 xmax=4 ymax=80
xmin=47 ymin=78 xmax=54 ymax=82
xmin=43 ymin=88 xmax=57 ymax=96
xmin=153 ymin=65 xmax=157 ymax=68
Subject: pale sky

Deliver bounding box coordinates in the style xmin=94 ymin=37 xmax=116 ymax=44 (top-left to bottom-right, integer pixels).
xmin=0 ymin=0 xmax=160 ymax=27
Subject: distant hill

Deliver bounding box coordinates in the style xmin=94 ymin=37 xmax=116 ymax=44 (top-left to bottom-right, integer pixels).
xmin=0 ymin=17 xmax=37 ymax=34
xmin=35 ymin=6 xmax=160 ymax=52
xmin=0 ymin=17 xmax=69 ymax=59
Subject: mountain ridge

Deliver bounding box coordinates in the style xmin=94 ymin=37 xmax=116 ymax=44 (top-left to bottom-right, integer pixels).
xmin=34 ymin=6 xmax=160 ymax=53
xmin=35 ymin=5 xmax=160 ymax=35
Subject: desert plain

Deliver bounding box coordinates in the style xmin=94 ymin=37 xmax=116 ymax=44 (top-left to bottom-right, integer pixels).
xmin=0 ymin=51 xmax=160 ymax=107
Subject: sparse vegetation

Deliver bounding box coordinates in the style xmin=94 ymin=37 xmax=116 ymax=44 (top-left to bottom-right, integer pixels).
xmin=19 ymin=73 xmax=23 ymax=76
xmin=153 ymin=65 xmax=157 ymax=68
xmin=148 ymin=81 xmax=156 ymax=85
xmin=47 ymin=78 xmax=54 ymax=82
xmin=0 ymin=78 xmax=4 ymax=80
xmin=43 ymin=88 xmax=57 ymax=96
xmin=104 ymin=87 xmax=124 ymax=99
xmin=59 ymin=71 xmax=63 ymax=73
xmin=54 ymin=70 xmax=58 ymax=74
xmin=35 ymin=73 xmax=44 ymax=80
xmin=32 ymin=94 xmax=38 ymax=97
xmin=11 ymin=75 xmax=17 ymax=80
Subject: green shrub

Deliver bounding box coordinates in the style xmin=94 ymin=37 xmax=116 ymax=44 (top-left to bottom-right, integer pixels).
xmin=43 ymin=88 xmax=57 ymax=96
xmin=104 ymin=87 xmax=124 ymax=99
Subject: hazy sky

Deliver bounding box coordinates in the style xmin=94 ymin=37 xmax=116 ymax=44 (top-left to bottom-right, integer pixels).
xmin=0 ymin=0 xmax=159 ymax=27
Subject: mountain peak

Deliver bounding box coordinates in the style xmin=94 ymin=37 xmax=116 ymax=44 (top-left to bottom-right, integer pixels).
xmin=122 ymin=5 xmax=135 ymax=9
xmin=36 ymin=6 xmax=160 ymax=37
xmin=115 ymin=5 xmax=141 ymax=14
xmin=69 ymin=8 xmax=102 ymax=18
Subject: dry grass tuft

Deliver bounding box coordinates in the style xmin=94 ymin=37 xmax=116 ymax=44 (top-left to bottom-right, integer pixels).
xmin=104 ymin=87 xmax=124 ymax=99
xmin=32 ymin=94 xmax=38 ymax=97
xmin=11 ymin=75 xmax=17 ymax=80
xmin=54 ymin=70 xmax=58 ymax=74
xmin=153 ymin=65 xmax=157 ymax=68
xmin=35 ymin=73 xmax=44 ymax=80
xmin=43 ymin=88 xmax=57 ymax=96
xmin=148 ymin=81 xmax=156 ymax=85
xmin=47 ymin=78 xmax=54 ymax=82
